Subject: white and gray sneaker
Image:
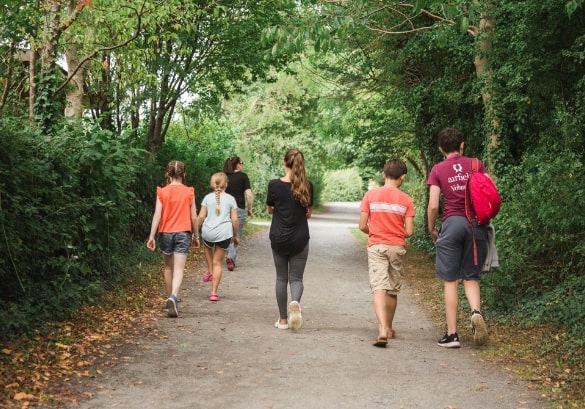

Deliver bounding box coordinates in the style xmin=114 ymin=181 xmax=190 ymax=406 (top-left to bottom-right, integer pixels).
xmin=471 ymin=310 xmax=488 ymax=346
xmin=288 ymin=301 xmax=303 ymax=331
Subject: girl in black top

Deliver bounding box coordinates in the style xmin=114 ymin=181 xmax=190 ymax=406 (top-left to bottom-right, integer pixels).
xmin=266 ymin=148 xmax=313 ymax=331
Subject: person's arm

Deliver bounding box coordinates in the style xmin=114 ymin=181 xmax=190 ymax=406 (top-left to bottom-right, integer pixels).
xmin=245 ymin=188 xmax=254 ymax=217
xmin=190 ymin=199 xmax=200 ymax=247
xmin=197 ymin=205 xmax=207 ymax=239
xmin=146 ymin=197 xmax=163 ymax=252
xmin=427 ymin=185 xmax=441 ymax=242
xmin=358 ymin=211 xmax=369 ymax=234
xmin=404 ymin=216 xmax=414 ymax=238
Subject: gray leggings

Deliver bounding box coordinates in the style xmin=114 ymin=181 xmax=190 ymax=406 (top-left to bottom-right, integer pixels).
xmin=272 ymin=242 xmax=309 ymax=319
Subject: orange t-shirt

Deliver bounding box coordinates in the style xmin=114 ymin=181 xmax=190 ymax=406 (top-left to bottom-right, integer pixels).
xmin=156 ymin=184 xmax=195 ymax=233
xmin=360 ymin=186 xmax=415 ymax=246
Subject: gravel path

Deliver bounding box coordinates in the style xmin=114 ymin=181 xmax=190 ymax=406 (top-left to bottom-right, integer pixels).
xmin=62 ymin=203 xmax=545 ymax=409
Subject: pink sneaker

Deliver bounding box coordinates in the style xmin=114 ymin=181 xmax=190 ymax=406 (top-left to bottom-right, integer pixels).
xmin=202 ymin=272 xmax=212 ymax=282
xmin=226 ymin=258 xmax=235 ymax=271
xmin=208 ymin=293 xmax=219 ymax=302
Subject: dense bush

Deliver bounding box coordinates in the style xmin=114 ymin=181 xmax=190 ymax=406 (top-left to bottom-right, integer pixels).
xmin=483 ymin=147 xmax=585 ymax=336
xmin=321 ymin=168 xmax=364 ymax=202
xmin=0 ymin=118 xmax=147 ymax=336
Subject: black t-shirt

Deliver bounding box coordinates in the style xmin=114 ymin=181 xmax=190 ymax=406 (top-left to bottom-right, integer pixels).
xmin=266 ymin=179 xmax=313 ymax=256
xmin=226 ymin=171 xmax=251 ymax=209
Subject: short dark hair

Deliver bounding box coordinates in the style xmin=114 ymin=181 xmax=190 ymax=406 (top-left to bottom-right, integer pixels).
xmin=383 ymin=158 xmax=407 ymax=180
xmin=437 ymin=127 xmax=464 ymax=153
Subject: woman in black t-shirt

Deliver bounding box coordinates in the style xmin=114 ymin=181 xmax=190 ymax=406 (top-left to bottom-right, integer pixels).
xmin=266 ymin=148 xmax=313 ymax=331
xmin=221 ymin=156 xmax=254 ymax=274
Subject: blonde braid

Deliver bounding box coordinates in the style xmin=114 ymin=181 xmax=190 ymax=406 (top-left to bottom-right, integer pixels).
xmin=215 ymin=185 xmax=221 ymax=215
xmin=209 ymin=172 xmax=228 ymax=215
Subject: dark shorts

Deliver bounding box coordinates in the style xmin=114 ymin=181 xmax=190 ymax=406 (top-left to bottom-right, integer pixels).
xmin=158 ymin=232 xmax=191 ymax=255
xmin=435 ymin=216 xmax=487 ymax=281
xmin=202 ymin=237 xmax=231 ymax=250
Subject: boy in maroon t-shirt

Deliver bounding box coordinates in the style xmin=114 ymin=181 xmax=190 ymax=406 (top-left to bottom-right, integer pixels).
xmin=427 ymin=127 xmax=490 ymax=348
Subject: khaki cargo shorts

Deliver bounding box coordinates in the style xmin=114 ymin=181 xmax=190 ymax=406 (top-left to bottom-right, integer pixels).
xmin=367 ymin=244 xmax=406 ymax=294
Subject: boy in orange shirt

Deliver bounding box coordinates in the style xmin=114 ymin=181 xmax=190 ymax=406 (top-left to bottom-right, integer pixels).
xmin=359 ymin=159 xmax=415 ymax=347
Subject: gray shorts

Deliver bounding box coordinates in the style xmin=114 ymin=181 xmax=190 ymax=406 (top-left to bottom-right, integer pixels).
xmin=158 ymin=232 xmax=191 ymax=255
xmin=435 ymin=216 xmax=486 ymax=281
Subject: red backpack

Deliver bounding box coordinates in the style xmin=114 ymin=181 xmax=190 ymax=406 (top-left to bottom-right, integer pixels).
xmin=465 ymin=158 xmax=502 ymax=225
xmin=465 ymin=158 xmax=502 ymax=266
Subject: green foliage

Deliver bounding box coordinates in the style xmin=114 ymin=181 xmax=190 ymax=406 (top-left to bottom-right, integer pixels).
xmin=0 ymin=117 xmax=147 ymax=336
xmin=484 ymin=147 xmax=585 ymax=336
xmin=321 ymin=168 xmax=364 ymax=202
xmin=156 ymin=119 xmax=232 ymax=203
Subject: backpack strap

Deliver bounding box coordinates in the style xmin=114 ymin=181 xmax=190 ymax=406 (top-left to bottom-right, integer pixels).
xmin=464 ymin=158 xmax=478 ymax=224
xmin=465 ymin=158 xmax=480 ymax=266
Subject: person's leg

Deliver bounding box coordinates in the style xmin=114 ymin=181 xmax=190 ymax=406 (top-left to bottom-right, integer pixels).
xmin=203 ymin=243 xmax=214 ymax=273
xmin=211 ymin=246 xmax=226 ymax=295
xmin=288 ymin=242 xmax=309 ymax=302
xmin=373 ymin=290 xmax=396 ymax=339
xmin=288 ymin=243 xmax=308 ymax=331
xmin=163 ymin=254 xmax=174 ymax=297
xmin=385 ymin=293 xmax=397 ymax=338
xmin=272 ymin=250 xmax=290 ymax=324
xmin=463 ymin=279 xmax=481 ymax=311
xmin=385 ymin=245 xmax=405 ymax=338
xmin=444 ymin=280 xmax=459 ymax=335
xmin=226 ymin=208 xmax=246 ymax=266
xmin=464 ymin=279 xmax=488 ymax=345
xmin=164 ymin=252 xmax=179 ymax=318
xmin=171 ymin=253 xmax=187 ymax=297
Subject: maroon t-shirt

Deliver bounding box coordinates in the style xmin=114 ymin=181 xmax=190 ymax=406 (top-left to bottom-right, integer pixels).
xmin=426 ymin=155 xmax=487 ymax=221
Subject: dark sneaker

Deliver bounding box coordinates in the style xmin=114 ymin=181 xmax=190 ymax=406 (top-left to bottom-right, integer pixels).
xmin=167 ymin=295 xmax=179 ymax=318
xmin=437 ymin=332 xmax=460 ymax=348
xmin=162 ymin=297 xmax=180 ymax=312
xmin=226 ymin=258 xmax=235 ymax=271
xmin=471 ymin=310 xmax=488 ymax=346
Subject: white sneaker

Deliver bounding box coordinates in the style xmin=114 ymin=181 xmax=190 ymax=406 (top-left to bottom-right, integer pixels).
xmin=288 ymin=301 xmax=303 ymax=331
xmin=471 ymin=310 xmax=488 ymax=346
xmin=274 ymin=320 xmax=289 ymax=330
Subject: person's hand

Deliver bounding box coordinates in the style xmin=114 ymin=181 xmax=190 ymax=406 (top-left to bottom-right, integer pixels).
xmin=146 ymin=238 xmax=155 ymax=252
xmin=247 ymin=209 xmax=253 ymax=217
xmin=430 ymin=227 xmax=439 ymax=242
xmin=191 ymin=234 xmax=200 ymax=248
xmin=233 ymin=236 xmax=239 ymax=247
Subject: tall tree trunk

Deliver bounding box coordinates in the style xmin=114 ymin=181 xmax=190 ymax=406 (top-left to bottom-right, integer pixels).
xmin=473 ymin=8 xmax=498 ymax=174
xmin=29 ymin=45 xmax=36 ymax=124
xmin=64 ymin=44 xmax=89 ymax=119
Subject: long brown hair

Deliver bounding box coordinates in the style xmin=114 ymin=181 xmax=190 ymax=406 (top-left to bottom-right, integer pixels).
xmin=284 ymin=149 xmax=310 ymax=207
xmin=222 ymin=156 xmax=241 ymax=175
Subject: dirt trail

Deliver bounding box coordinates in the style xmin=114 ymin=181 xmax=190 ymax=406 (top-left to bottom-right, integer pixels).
xmin=61 ymin=203 xmax=545 ymax=409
